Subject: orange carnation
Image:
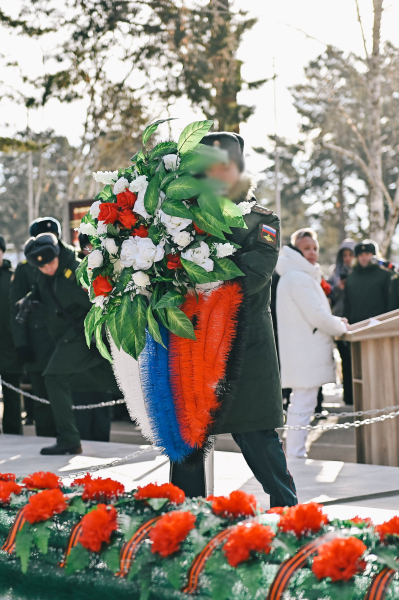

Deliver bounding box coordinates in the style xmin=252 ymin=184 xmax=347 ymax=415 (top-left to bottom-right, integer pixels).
xmin=375 ymin=516 xmax=399 ymax=540
xmin=22 ymin=471 xmax=61 ymax=490
xmin=149 ymin=511 xmax=196 ymax=557
xmin=79 ymin=504 xmax=118 ymax=553
xmin=134 ymin=482 xmax=185 ymax=505
xmin=223 ymin=522 xmax=275 ymax=567
xmin=208 ymin=490 xmax=258 ymax=518
xmin=278 ymin=502 xmax=328 ymax=538
xmin=93 ymin=274 xmax=113 ymax=297
xmin=0 ymin=481 xmax=22 ymax=504
xmin=312 ymin=537 xmax=367 ymax=582
xmin=24 ymin=489 xmax=67 ymax=524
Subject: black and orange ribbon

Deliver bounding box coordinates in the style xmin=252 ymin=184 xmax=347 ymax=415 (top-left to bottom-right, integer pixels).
xmin=1 ymin=507 xmax=27 ymax=554
xmin=58 ymin=522 xmax=83 ymax=568
xmin=364 ymin=566 xmax=397 ymax=600
xmin=265 ymin=531 xmax=339 ymax=600
xmin=116 ymin=515 xmax=162 ymax=578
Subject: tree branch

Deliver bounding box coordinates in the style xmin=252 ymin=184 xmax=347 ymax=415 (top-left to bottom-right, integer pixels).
xmin=354 ymin=0 xmax=369 ymax=60
xmin=322 ymin=140 xmax=375 ymax=187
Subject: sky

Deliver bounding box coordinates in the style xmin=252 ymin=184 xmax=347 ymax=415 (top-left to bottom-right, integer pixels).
xmin=1 ymin=0 xmax=399 ymax=176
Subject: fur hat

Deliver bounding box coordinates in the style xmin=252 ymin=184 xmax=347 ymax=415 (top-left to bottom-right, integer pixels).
xmin=201 ymin=132 xmax=245 ymax=172
xmin=29 ymin=217 xmax=61 ymax=238
xmin=24 ymin=233 xmax=60 ymax=267
xmin=354 ymin=239 xmax=378 ymax=257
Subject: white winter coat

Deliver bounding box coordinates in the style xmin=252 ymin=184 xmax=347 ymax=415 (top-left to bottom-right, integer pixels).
xmin=276 ymin=246 xmax=347 ymax=389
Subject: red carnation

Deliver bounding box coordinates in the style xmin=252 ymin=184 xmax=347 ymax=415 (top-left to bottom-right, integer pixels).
xmin=0 ymin=473 xmax=16 ymax=482
xmin=193 ymin=223 xmax=206 ymax=235
xmin=24 ymin=489 xmax=67 ymax=524
xmin=223 ymin=522 xmax=275 ymax=567
xmin=349 ymin=516 xmax=372 ymax=526
xmin=117 ymin=189 xmax=137 ymax=210
xmin=208 ymin=490 xmax=258 ymax=518
xmin=375 ymin=516 xmax=399 ymax=540
xmin=72 ymin=473 xmax=93 ymax=487
xmin=134 ymin=482 xmax=185 ymax=505
xmin=312 ymin=537 xmax=367 ymax=582
xmin=98 ymin=202 xmax=119 ymax=225
xmin=149 ymin=511 xmax=196 ymax=557
xmin=93 ymin=274 xmax=113 ymax=297
xmin=22 ymin=471 xmax=61 ymax=490
xmin=81 ymin=477 xmax=125 ymax=502
xmin=133 ymin=225 xmax=149 ymax=238
xmin=118 ymin=209 xmax=139 ymax=229
xmin=79 ymin=504 xmax=118 ymax=553
xmin=166 ymin=253 xmax=183 ymax=270
xmin=0 ymin=481 xmax=22 ymax=504
xmin=278 ymin=502 xmax=328 ymax=538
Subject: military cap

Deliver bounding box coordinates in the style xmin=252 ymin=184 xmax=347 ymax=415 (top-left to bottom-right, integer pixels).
xmin=202 ymin=132 xmax=245 ymax=172
xmin=29 ymin=217 xmax=61 ymax=238
xmin=78 ymin=233 xmax=90 ymax=251
xmin=0 ymin=235 xmax=6 ymax=253
xmin=24 ymin=233 xmax=60 ymax=267
xmin=354 ymin=239 xmax=378 ymax=257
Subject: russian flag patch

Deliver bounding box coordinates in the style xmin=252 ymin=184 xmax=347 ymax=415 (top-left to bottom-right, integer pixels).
xmin=258 ymin=222 xmax=277 ymax=247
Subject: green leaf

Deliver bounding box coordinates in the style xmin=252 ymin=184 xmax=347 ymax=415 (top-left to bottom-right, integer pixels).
xmin=189 ymin=206 xmax=226 ymax=239
xmin=272 ymin=535 xmax=301 ymax=557
xmin=212 ymin=258 xmax=244 ymax=280
xmin=154 ymin=307 xmax=169 ymax=330
xmin=219 ymin=196 xmax=246 ymax=228
xmin=206 ymin=551 xmax=226 ymax=574
xmin=146 ymin=498 xmax=169 ymax=511
xmin=84 ymin=305 xmax=102 ymax=347
xmin=115 ymin=296 xmax=136 ymax=358
xmin=177 ymin=120 xmax=214 ymax=155
xmin=107 ymin=224 xmax=119 ymax=236
xmin=149 ymin=141 xmax=178 ymax=160
xmin=76 ymin=255 xmax=89 ymax=286
xmin=165 ymin=306 xmax=196 ymax=340
xmin=154 ymin=290 xmax=185 ymax=310
xmin=118 ymin=515 xmax=143 ymax=541
xmin=67 ymin=496 xmax=87 ymax=515
xmin=102 ymin=546 xmax=120 ymax=573
xmin=65 ymin=543 xmax=91 ymax=575
xmin=198 ymin=514 xmax=223 ymax=535
xmin=15 ymin=527 xmax=33 ymax=574
xmin=96 ymin=185 xmax=115 ymax=202
xmin=144 ymin=171 xmax=160 ymax=216
xmin=106 ymin=310 xmax=121 ymax=350
xmin=146 ymin=305 xmax=167 ymax=349
xmin=95 ymin=323 xmax=113 ymax=363
xmin=179 ymin=144 xmax=228 ymax=173
xmin=160 ymin=198 xmax=193 ymax=220
xmin=160 ymin=170 xmax=180 ymax=189
xmin=197 ymin=193 xmax=225 ymax=222
xmin=165 ymin=175 xmax=202 ymax=200
xmin=32 ymin=521 xmax=51 ymax=555
xmin=374 ymin=547 xmax=399 ymax=571
xmin=142 ymin=118 xmax=177 ymax=146
xmin=210 ymin=569 xmax=237 ymax=600
xmin=131 ymin=294 xmax=148 ymax=353
xmin=180 ymin=257 xmax=218 ymax=284
xmin=163 ymin=558 xmax=182 ymax=589
xmin=237 ymin=560 xmax=264 ymax=597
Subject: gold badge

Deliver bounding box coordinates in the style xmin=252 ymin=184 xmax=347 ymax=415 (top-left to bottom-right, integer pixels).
xmin=64 ymin=269 xmax=73 ymax=279
xmin=37 ymin=256 xmax=42 ymax=261
xmin=263 ymin=234 xmax=273 ymax=242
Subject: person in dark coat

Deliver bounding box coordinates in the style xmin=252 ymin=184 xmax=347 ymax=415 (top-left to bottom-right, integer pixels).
xmin=0 ymin=235 xmax=23 ymax=434
xmin=23 ymin=233 xmax=119 ymax=454
xmin=344 ymin=240 xmax=392 ymax=325
xmin=170 ymin=132 xmax=297 ymax=508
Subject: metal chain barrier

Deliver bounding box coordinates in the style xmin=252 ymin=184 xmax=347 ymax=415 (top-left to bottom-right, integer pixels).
xmin=280 ymin=409 xmax=399 ymax=431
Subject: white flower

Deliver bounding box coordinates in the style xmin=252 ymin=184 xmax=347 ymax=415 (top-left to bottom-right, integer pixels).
xmin=92 ymin=170 xmax=118 ymax=185
xmin=163 ymin=154 xmax=180 ymax=171
xmin=129 ymin=175 xmax=148 ymax=195
xmin=182 ymin=241 xmax=214 ymax=272
xmin=97 ymin=221 xmax=108 ymax=235
xmin=90 ymin=200 xmax=102 ymax=219
xmin=173 ymin=231 xmax=192 ymax=249
xmin=132 ymin=271 xmax=150 ymax=288
xmin=110 ymin=257 xmax=123 ymax=274
xmin=159 ymin=210 xmax=192 ymax=237
xmin=88 ymin=249 xmax=103 ymax=269
xmin=120 ymin=237 xmax=164 ymax=270
xmin=78 ymin=222 xmax=97 ymax=236
xmin=133 ymin=191 xmax=150 ymax=220
xmin=237 ymin=200 xmax=256 ymax=215
xmin=92 ymin=295 xmax=105 ymax=308
xmin=215 ymin=242 xmax=236 ymax=259
xmin=113 ymin=177 xmax=130 ymax=195
xmin=101 ymin=237 xmax=118 ymax=255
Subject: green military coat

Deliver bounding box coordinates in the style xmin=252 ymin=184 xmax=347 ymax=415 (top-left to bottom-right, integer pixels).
xmin=10 ymin=260 xmax=54 ymax=372
xmin=216 ymin=177 xmax=283 ymax=433
xmin=0 ymin=260 xmax=21 ymax=374
xmin=343 ymin=263 xmax=392 ymax=324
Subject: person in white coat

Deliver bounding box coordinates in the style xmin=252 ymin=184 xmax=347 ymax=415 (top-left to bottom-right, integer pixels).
xmin=276 ymin=229 xmax=348 ymax=458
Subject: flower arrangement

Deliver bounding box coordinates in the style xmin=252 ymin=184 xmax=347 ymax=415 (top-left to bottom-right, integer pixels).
xmin=208 ymin=490 xmax=259 ymax=518
xmin=277 ymin=502 xmax=329 ymax=538
xmin=312 ymin=537 xmax=367 ymax=582
xmin=79 ymin=504 xmax=118 ymax=553
xmin=72 ymin=474 xmax=125 ymax=502
xmin=77 ymin=119 xmax=247 ymax=361
xmin=149 ymin=510 xmax=196 ymax=557
xmin=22 ymin=471 xmax=61 ymax=490
xmin=134 ymin=482 xmax=185 ymax=505
xmin=223 ymin=522 xmax=275 ymax=567
xmin=24 ymin=489 xmax=68 ymax=524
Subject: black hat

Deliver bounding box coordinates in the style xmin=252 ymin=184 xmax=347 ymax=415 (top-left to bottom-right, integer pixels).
xmin=78 ymin=233 xmax=90 ymax=251
xmin=0 ymin=235 xmax=6 ymax=253
xmin=201 ymin=132 xmax=245 ymax=172
xmin=24 ymin=233 xmax=60 ymax=267
xmin=354 ymin=239 xmax=377 ymax=257
xmin=29 ymin=217 xmax=61 ymax=238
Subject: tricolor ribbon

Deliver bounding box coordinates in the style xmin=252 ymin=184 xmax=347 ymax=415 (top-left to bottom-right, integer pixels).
xmin=116 ymin=516 xmax=162 ymax=578
xmin=1 ymin=507 xmax=27 ymax=554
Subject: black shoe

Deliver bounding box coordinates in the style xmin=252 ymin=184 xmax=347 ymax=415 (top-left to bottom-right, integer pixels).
xmin=40 ymin=443 xmax=82 ymax=455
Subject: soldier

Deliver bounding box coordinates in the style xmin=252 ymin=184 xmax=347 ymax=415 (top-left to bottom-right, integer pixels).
xmin=0 ymin=234 xmax=22 ymax=434
xmin=23 ymin=232 xmax=119 ymax=454
xmin=170 ymin=132 xmax=298 ymax=507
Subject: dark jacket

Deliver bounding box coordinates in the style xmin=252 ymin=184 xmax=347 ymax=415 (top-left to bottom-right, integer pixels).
xmin=0 ymin=259 xmax=21 ymax=374
xmin=343 ymin=263 xmax=392 ymax=324
xmin=328 ymin=239 xmax=356 ymax=317
xmin=217 ymin=175 xmax=283 ymax=433
xmin=390 ymin=275 xmax=399 ymax=311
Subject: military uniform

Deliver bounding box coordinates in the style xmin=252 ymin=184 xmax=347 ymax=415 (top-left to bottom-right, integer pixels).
xmin=344 ymin=263 xmax=392 ymax=324
xmin=0 ymin=257 xmax=22 ymax=434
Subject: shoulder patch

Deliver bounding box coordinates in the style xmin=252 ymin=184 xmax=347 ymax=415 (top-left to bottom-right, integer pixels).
xmin=251 ymin=204 xmax=273 ymax=216
xmin=21 ymin=259 xmax=27 ymax=264
xmin=64 ymin=268 xmax=75 ymax=280
xmin=258 ymin=222 xmax=277 ymax=247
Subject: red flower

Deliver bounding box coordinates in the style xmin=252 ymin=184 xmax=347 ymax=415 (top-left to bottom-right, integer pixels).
xmin=79 ymin=504 xmax=118 ymax=553
xmin=223 ymin=522 xmax=275 ymax=567
xmin=117 ymin=189 xmax=137 ymax=210
xmin=166 ymin=253 xmax=183 ymax=270
xmin=349 ymin=516 xmax=372 ymax=526
xmin=93 ymin=275 xmax=113 ymax=297
xmin=375 ymin=516 xmax=399 ymax=540
xmin=320 ymin=278 xmax=332 ymax=296
xmin=149 ymin=511 xmax=196 ymax=557
xmin=24 ymin=489 xmax=67 ymax=524
xmin=22 ymin=471 xmax=61 ymax=490
xmin=208 ymin=490 xmax=258 ymax=518
xmin=0 ymin=481 xmax=22 ymax=504
xmin=118 ymin=209 xmax=139 ymax=229
xmin=267 ymin=507 xmax=286 ymax=515
xmin=98 ymin=202 xmax=119 ymax=225
xmin=193 ymin=223 xmax=206 ymax=235
xmin=312 ymin=537 xmax=367 ymax=582
xmin=81 ymin=477 xmax=125 ymax=502
xmin=72 ymin=473 xmax=93 ymax=487
xmin=0 ymin=473 xmax=16 ymax=482
xmin=134 ymin=482 xmax=185 ymax=505
xmin=278 ymin=503 xmax=328 ymax=538
xmin=133 ymin=225 xmax=149 ymax=238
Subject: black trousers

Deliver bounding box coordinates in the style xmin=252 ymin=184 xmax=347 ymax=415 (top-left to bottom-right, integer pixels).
xmin=336 ymin=340 xmax=353 ymax=405
xmin=1 ymin=373 xmax=22 ymax=435
xmin=73 ymin=391 xmax=111 ymax=442
xmin=171 ymin=429 xmax=298 ymax=508
xmin=28 ymin=371 xmax=57 ymax=438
